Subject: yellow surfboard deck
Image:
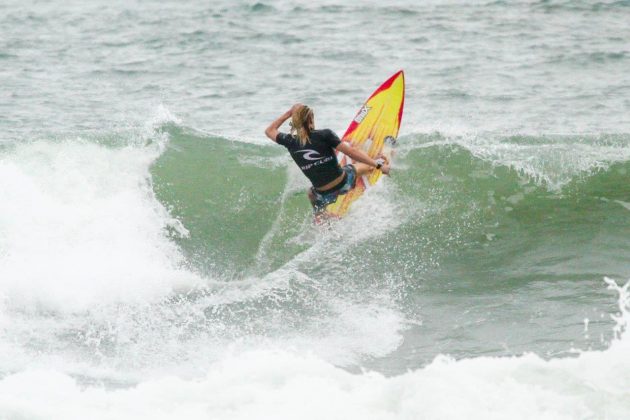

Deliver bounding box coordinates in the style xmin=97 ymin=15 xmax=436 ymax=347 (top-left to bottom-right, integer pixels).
xmin=324 ymin=70 xmax=405 ymax=217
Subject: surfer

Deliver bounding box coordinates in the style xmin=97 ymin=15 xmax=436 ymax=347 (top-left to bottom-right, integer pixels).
xmin=265 ymin=103 xmax=390 ymax=213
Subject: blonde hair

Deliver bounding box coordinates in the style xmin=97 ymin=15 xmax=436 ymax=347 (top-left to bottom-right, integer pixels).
xmin=291 ymin=105 xmax=314 ymax=146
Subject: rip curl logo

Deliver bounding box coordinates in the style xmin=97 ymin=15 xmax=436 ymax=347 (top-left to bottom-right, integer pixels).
xmin=296 ymin=149 xmax=335 ymax=171
xmin=297 ymin=149 xmax=323 ymax=161
xmin=354 ymin=105 xmax=371 ymax=123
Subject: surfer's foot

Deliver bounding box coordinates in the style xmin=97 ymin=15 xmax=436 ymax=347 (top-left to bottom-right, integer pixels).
xmin=313 ymin=211 xmax=329 ymax=225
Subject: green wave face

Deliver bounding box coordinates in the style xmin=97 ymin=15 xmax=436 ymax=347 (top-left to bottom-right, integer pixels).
xmin=399 ymin=138 xmax=630 ymax=291
xmin=148 ymin=126 xmax=630 ymax=366
xmin=153 ymin=127 xmax=630 ymax=283
xmin=151 ymin=125 xmax=291 ymax=277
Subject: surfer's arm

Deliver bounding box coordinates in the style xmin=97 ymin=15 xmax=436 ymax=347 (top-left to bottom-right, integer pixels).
xmin=336 ymin=142 xmax=391 ymax=175
xmin=265 ymin=104 xmax=301 ymax=142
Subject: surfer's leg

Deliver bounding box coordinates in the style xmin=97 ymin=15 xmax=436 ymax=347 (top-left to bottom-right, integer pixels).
xmin=354 ymin=162 xmax=374 ymax=178
xmin=307 ymin=188 xmax=317 ymax=208
xmin=308 ymin=188 xmax=328 ymax=214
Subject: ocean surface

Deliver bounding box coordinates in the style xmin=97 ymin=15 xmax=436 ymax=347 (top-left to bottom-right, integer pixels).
xmin=1 ymin=0 xmax=630 ymax=418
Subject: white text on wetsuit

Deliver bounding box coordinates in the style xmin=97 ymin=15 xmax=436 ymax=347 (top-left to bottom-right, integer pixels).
xmin=300 ymin=155 xmax=334 ymax=171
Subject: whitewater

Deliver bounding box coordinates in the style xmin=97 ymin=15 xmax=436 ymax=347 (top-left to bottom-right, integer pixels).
xmin=2 ymin=0 xmax=630 ymax=419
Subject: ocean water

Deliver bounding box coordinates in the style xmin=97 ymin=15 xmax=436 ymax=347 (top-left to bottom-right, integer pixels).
xmin=1 ymin=0 xmax=630 ymax=418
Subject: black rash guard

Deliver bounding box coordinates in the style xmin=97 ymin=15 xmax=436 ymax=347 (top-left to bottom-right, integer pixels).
xmin=276 ymin=129 xmax=343 ymax=189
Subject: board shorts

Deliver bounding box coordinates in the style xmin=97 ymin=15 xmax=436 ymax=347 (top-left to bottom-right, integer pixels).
xmin=310 ymin=164 xmax=357 ymax=212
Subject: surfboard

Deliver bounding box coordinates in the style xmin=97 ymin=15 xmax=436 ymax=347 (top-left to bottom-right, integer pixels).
xmin=324 ymin=70 xmax=405 ymax=218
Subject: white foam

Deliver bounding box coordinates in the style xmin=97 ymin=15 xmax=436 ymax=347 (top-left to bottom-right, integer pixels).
xmin=147 ymin=103 xmax=182 ymax=128
xmin=289 ymin=297 xmax=405 ymax=364
xmin=3 ymin=276 xmax=629 ymax=419
xmin=1 ymin=334 xmax=628 ymax=420
xmin=0 ymin=138 xmax=203 ymax=312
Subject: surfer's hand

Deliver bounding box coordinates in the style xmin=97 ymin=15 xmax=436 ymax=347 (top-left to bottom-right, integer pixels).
xmin=290 ymin=103 xmax=303 ymax=113
xmin=380 ymin=163 xmax=391 ymax=175
xmin=376 ymin=153 xmax=389 ymax=164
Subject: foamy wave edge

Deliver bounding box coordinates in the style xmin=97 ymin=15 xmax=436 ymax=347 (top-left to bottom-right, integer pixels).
xmin=1 ymin=279 xmax=628 ymax=420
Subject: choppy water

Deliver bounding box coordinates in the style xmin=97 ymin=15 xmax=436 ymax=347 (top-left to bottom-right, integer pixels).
xmin=1 ymin=0 xmax=630 ymax=418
